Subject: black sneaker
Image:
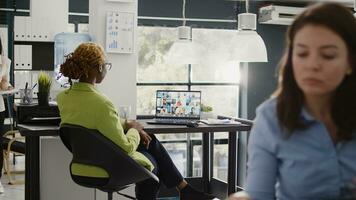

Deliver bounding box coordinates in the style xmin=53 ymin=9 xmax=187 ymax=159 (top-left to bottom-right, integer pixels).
xmin=179 ymin=185 xmax=216 ymax=200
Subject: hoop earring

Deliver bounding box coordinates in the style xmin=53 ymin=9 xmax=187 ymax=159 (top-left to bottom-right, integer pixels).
xmin=346 ymin=68 xmax=352 ymax=75
xmin=99 ymin=66 xmax=103 ymax=72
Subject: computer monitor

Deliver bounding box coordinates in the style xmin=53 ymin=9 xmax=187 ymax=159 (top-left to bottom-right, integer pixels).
xmin=155 ymin=90 xmax=201 ymax=119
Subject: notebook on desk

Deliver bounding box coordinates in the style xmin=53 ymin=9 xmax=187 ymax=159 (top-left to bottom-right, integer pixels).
xmin=146 ymin=90 xmax=201 ymax=125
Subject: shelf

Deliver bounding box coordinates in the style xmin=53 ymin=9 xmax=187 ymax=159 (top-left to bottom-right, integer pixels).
xmin=14 ymin=41 xmax=54 ymax=45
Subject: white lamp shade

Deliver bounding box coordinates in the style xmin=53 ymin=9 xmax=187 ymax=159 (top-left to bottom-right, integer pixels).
xmin=230 ymin=30 xmax=268 ymax=62
xmin=166 ymin=26 xmax=203 ymax=65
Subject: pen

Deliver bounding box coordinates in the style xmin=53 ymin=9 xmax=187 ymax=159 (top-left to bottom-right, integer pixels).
xmin=31 ymin=83 xmax=37 ymax=90
xmin=25 ymin=82 xmax=28 ymax=93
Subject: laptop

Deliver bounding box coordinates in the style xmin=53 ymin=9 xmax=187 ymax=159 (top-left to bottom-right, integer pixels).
xmin=147 ymin=90 xmax=201 ymax=125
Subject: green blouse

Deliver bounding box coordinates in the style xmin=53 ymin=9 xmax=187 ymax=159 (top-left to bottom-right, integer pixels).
xmin=57 ymin=82 xmax=154 ymax=178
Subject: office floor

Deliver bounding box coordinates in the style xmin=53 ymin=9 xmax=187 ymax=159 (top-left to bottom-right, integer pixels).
xmin=0 ymin=156 xmax=25 ymax=200
xmin=0 ymin=156 xmax=180 ymax=200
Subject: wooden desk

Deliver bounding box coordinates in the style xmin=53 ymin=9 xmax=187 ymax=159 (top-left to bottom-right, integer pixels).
xmin=18 ymin=124 xmax=59 ymax=200
xmin=18 ymin=121 xmax=251 ymax=200
xmin=142 ymin=121 xmax=251 ymax=196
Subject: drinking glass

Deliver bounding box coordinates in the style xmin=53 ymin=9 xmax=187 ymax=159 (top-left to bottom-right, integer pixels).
xmin=19 ymin=88 xmax=33 ymax=104
xmin=118 ymin=105 xmax=132 ymax=120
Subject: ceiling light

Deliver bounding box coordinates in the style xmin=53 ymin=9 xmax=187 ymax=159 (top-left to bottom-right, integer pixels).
xmin=230 ymin=0 xmax=268 ymax=62
xmin=166 ymin=0 xmax=203 ymax=64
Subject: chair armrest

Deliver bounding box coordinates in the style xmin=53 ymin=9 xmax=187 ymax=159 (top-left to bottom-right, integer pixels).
xmin=6 ymin=137 xmax=25 ymax=154
xmin=3 ymin=130 xmax=20 ymax=137
xmin=2 ymin=131 xmax=26 ymax=154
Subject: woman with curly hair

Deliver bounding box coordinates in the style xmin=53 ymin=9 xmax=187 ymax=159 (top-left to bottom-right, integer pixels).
xmin=57 ymin=42 xmax=215 ymax=200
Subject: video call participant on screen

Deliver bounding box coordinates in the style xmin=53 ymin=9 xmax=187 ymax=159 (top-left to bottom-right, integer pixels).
xmin=57 ymin=42 xmax=216 ymax=200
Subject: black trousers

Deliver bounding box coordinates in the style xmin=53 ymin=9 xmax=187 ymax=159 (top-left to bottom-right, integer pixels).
xmin=0 ymin=111 xmax=5 ymax=178
xmin=135 ymin=135 xmax=184 ymax=200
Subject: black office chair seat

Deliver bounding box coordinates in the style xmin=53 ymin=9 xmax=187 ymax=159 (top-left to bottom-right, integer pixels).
xmin=2 ymin=137 xmax=26 ymax=154
xmin=70 ymin=174 xmax=131 ymax=194
xmin=59 ymin=124 xmax=159 ymax=200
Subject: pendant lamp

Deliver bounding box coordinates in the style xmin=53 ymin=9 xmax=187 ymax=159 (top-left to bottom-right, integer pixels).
xmin=166 ymin=0 xmax=203 ymax=64
xmin=230 ymin=0 xmax=268 ymax=62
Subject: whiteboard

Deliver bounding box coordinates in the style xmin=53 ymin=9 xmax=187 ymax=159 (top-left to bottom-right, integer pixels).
xmin=0 ymin=25 xmax=8 ymax=57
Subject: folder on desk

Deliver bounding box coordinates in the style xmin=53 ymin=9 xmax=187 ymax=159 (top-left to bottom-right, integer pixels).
xmin=14 ymin=45 xmax=20 ymax=69
xmin=14 ymin=16 xmax=26 ymax=41
xmin=20 ymin=45 xmax=26 ymax=69
xmin=199 ymin=119 xmax=241 ymax=125
xmin=24 ymin=45 xmax=32 ymax=70
xmin=14 ymin=45 xmax=31 ymax=70
xmin=25 ymin=17 xmax=32 ymax=41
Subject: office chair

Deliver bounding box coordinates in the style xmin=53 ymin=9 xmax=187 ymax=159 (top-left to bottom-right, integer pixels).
xmin=2 ymin=129 xmax=25 ymax=185
xmin=59 ymin=124 xmax=159 ymax=200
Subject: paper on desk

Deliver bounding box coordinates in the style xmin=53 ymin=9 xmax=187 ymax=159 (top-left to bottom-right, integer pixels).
xmin=199 ymin=118 xmax=241 ymax=125
xmin=0 ymin=88 xmax=19 ymax=95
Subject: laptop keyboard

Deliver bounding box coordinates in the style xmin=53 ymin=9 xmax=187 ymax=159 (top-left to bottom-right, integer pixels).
xmin=154 ymin=118 xmax=193 ymax=125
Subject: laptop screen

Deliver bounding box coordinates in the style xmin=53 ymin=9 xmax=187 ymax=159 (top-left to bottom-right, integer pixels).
xmin=155 ymin=90 xmax=201 ymax=119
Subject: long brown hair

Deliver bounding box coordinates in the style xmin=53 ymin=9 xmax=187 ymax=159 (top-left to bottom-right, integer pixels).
xmin=60 ymin=42 xmax=105 ymax=82
xmin=275 ymin=3 xmax=356 ymax=140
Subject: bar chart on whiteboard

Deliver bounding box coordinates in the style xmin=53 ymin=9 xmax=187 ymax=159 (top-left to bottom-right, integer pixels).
xmin=106 ymin=11 xmax=134 ymax=54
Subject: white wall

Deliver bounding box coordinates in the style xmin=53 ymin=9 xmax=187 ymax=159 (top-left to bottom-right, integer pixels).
xmin=89 ymin=0 xmax=138 ymax=117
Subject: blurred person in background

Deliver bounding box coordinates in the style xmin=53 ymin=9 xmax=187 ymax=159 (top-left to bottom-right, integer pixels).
xmin=244 ymin=3 xmax=356 ymax=200
xmin=0 ymin=35 xmax=13 ymax=194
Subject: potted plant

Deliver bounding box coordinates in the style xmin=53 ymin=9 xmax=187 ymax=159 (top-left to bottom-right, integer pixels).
xmin=37 ymin=71 xmax=52 ymax=106
xmin=200 ymin=103 xmax=214 ymax=119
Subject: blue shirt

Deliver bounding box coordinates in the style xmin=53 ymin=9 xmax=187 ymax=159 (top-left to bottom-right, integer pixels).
xmin=245 ymin=98 xmax=356 ymax=200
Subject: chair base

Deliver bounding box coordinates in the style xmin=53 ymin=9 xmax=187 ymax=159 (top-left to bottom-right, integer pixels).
xmin=3 ymin=169 xmax=25 ymax=185
xmin=8 ymin=180 xmax=25 ymax=185
xmin=108 ymin=192 xmax=113 ymax=200
xmin=117 ymin=191 xmax=136 ymax=199
xmin=2 ymin=130 xmax=25 ymax=185
xmin=105 ymin=191 xmax=136 ymax=200
xmin=3 ymin=152 xmax=25 ymax=185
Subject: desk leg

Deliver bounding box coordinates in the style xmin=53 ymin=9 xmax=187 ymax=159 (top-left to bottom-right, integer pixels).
xmin=25 ymin=136 xmax=40 ymax=200
xmin=202 ymin=132 xmax=212 ymax=192
xmin=187 ymin=134 xmax=193 ymax=177
xmin=210 ymin=132 xmax=214 ymax=187
xmin=227 ymin=131 xmax=237 ymax=195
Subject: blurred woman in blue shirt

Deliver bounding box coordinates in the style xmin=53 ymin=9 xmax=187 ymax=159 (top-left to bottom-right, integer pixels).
xmin=245 ymin=3 xmax=356 ymax=200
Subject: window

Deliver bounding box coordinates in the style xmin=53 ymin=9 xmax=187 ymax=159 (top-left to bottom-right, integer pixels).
xmin=137 ymin=26 xmax=240 ymax=179
xmin=137 ymin=27 xmax=188 ymax=84
xmin=191 ymin=28 xmax=240 ymax=84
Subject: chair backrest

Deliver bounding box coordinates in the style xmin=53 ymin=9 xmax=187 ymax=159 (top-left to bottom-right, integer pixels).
xmin=59 ymin=123 xmax=158 ymax=190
